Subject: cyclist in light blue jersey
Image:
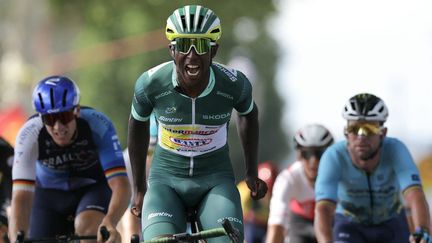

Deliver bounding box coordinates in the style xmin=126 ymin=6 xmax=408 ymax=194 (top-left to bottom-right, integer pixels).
xmin=314 ymin=93 xmax=431 ymax=243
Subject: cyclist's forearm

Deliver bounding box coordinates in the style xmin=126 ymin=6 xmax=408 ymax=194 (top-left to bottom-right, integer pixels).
xmin=9 ymin=190 xmax=33 ymax=242
xmin=127 ymin=117 xmax=150 ymax=193
xmin=105 ymin=176 xmax=131 ymax=225
xmin=404 ymin=186 xmax=431 ymax=231
xmin=236 ymin=104 xmax=259 ymax=177
xmin=315 ymin=201 xmax=336 ymax=243
xmin=265 ymin=224 xmax=285 ymax=243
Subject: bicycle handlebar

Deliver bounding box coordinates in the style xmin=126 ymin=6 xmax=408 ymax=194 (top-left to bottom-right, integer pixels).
xmin=15 ymin=226 xmax=110 ymax=243
xmin=141 ymin=219 xmax=240 ymax=243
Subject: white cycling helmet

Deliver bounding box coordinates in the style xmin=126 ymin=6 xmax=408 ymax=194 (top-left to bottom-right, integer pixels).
xmin=342 ymin=93 xmax=388 ymax=122
xmin=294 ymin=124 xmax=334 ymax=148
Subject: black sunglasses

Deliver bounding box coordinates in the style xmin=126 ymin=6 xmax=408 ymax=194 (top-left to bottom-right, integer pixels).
xmin=41 ymin=109 xmax=76 ymax=126
xmin=300 ymin=149 xmax=325 ymax=160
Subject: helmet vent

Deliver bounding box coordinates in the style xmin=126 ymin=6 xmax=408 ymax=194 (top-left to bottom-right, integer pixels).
xmin=321 ymin=132 xmax=330 ymax=141
xmin=62 ymin=89 xmax=68 ymax=107
xmin=180 ymin=16 xmax=187 ymax=30
xmin=50 ymin=88 xmax=55 ymax=109
xmin=38 ymin=93 xmax=45 ymax=109
xmin=210 ymin=28 xmax=220 ymax=34
xmin=198 ymin=15 xmax=204 ymax=29
xmin=299 ymin=133 xmax=305 ymax=141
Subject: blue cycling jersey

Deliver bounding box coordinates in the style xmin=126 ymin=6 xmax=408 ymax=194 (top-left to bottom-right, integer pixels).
xmin=315 ymin=137 xmax=421 ymax=225
xmin=13 ymin=107 xmax=127 ymax=191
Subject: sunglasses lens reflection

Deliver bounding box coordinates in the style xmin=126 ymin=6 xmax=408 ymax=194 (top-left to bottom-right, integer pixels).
xmin=347 ymin=123 xmax=381 ymax=136
xmin=174 ymin=38 xmax=213 ymax=55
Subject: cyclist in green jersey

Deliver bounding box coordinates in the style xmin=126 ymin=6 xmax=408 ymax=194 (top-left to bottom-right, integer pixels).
xmin=127 ymin=4 xmax=267 ymax=242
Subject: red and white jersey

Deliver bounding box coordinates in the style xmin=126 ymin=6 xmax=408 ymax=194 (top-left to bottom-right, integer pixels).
xmin=267 ymin=161 xmax=315 ymax=228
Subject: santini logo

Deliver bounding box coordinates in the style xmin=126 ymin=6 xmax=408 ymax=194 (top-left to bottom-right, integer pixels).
xmin=217 ymin=91 xmax=233 ymax=100
xmin=148 ymin=212 xmax=173 ymax=219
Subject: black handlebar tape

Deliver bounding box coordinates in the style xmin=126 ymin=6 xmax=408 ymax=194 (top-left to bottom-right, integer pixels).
xmin=100 ymin=226 xmax=110 ymax=241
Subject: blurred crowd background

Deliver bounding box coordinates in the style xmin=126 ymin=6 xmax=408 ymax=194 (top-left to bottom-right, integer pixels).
xmin=1 ymin=0 xmax=432 ymax=204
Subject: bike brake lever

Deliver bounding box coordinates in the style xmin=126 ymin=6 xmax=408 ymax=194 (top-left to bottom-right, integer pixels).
xmin=16 ymin=231 xmax=25 ymax=243
xmin=100 ymin=226 xmax=110 ymax=241
xmin=221 ymin=219 xmax=240 ymax=243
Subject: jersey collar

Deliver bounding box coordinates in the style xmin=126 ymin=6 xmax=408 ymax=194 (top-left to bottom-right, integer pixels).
xmin=171 ymin=62 xmax=215 ymax=98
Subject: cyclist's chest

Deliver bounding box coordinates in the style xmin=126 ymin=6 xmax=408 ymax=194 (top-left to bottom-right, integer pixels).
xmin=153 ymin=92 xmax=235 ymax=125
xmin=37 ymin=126 xmax=99 ymax=171
xmin=341 ymin=165 xmax=399 ymax=197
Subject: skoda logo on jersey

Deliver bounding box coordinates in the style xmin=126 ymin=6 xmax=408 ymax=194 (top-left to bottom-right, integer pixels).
xmin=203 ymin=113 xmax=230 ymax=120
xmin=165 ymin=107 xmax=176 ymax=114
xmin=155 ymin=90 xmax=172 ymax=99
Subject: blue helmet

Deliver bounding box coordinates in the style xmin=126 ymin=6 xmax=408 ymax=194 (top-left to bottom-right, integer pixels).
xmin=32 ymin=75 xmax=80 ymax=114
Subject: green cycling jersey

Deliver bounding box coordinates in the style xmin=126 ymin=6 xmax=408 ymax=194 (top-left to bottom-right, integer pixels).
xmin=131 ymin=61 xmax=254 ymax=177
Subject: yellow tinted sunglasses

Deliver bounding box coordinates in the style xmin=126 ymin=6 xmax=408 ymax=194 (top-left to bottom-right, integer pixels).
xmin=346 ymin=123 xmax=382 ymax=136
xmin=171 ymin=38 xmax=216 ymax=55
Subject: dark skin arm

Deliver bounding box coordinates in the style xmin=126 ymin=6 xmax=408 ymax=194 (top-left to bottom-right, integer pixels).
xmin=236 ymin=103 xmax=267 ymax=199
xmin=127 ymin=116 xmax=150 ymax=217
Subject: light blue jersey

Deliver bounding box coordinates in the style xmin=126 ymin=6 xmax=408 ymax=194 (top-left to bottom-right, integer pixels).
xmin=315 ymin=137 xmax=421 ymax=225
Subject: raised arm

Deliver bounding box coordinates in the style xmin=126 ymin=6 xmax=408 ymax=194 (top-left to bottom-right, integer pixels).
xmin=127 ymin=116 xmax=150 ymax=217
xmin=236 ymin=103 xmax=266 ymax=200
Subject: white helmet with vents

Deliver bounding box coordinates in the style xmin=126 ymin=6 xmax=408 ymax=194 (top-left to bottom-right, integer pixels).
xmin=294 ymin=124 xmax=334 ymax=148
xmin=342 ymin=93 xmax=388 ymax=122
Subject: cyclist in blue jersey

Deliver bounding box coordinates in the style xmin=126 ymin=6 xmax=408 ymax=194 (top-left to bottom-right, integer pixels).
xmin=127 ymin=5 xmax=267 ymax=243
xmin=9 ymin=76 xmax=131 ymax=243
xmin=314 ymin=93 xmax=431 ymax=243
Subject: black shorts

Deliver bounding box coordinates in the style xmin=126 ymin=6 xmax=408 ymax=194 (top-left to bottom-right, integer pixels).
xmin=333 ymin=211 xmax=410 ymax=243
xmin=29 ymin=182 xmax=111 ymax=238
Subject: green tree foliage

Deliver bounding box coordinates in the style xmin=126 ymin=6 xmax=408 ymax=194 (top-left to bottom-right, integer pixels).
xmin=48 ymin=0 xmax=289 ymax=179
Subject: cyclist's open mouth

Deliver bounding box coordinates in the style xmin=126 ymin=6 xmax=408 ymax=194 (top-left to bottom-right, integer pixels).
xmin=186 ymin=64 xmax=200 ymax=76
